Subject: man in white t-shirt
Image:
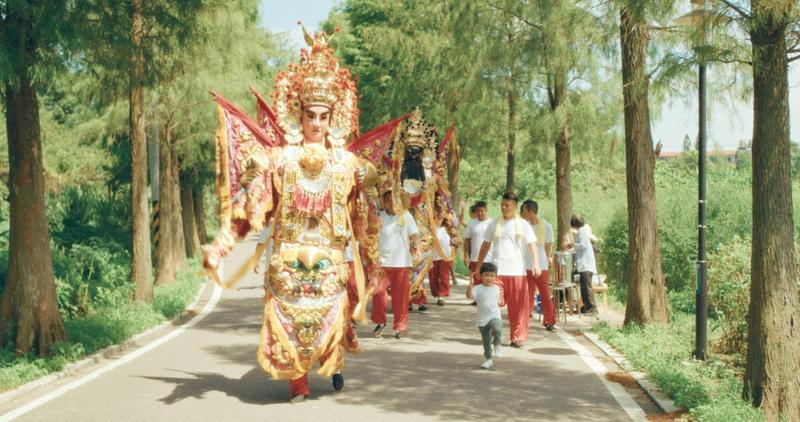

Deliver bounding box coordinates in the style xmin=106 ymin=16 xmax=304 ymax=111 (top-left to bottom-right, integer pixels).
xmin=521 ymin=200 xmax=556 ymax=331
xmin=464 ymin=201 xmax=493 ymax=287
xmin=429 ymin=213 xmax=458 ymax=306
xmin=471 ymin=192 xmax=540 ymax=348
xmin=372 ymin=191 xmax=420 ymax=339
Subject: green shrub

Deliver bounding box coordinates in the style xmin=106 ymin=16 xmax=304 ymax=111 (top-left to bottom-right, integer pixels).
xmin=64 ymin=301 xmax=163 ymax=353
xmin=707 ymin=237 xmax=751 ymax=356
xmin=0 ymin=261 xmax=205 ymax=391
xmin=599 ymin=160 xmax=755 ymax=303
xmin=153 ymin=260 xmax=206 ymax=319
xmin=51 ymin=243 xmax=131 ymax=319
xmin=594 ymin=317 xmax=764 ymax=421
xmin=47 ymin=185 xmax=132 ymax=252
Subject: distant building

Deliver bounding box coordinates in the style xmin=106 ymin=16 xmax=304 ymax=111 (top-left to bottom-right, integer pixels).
xmin=657 ymin=147 xmax=751 ymax=164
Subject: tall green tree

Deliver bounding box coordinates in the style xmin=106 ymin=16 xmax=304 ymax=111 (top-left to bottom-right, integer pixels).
xmin=452 ymin=1 xmax=541 ymax=194
xmin=328 ymin=0 xmax=503 ymax=212
xmin=153 ymin=0 xmax=288 ymax=269
xmin=617 ymin=0 xmax=672 ymax=325
xmin=486 ymin=0 xmax=613 ymax=246
xmin=720 ymin=0 xmax=800 ymax=418
xmin=74 ymin=0 xmax=206 ymax=297
xmin=0 ymin=0 xmax=68 ymax=355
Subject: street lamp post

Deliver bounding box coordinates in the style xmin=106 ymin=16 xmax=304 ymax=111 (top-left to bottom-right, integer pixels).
xmin=676 ymin=0 xmax=722 ymax=361
xmin=696 ymin=52 xmax=708 ymax=361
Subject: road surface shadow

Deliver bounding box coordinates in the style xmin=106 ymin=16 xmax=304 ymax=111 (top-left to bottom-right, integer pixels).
xmin=141 ymin=367 xmax=343 ymax=405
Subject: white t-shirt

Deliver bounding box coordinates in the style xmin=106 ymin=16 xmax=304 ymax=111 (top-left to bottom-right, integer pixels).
xmin=525 ymin=221 xmax=554 ymax=271
xmin=379 ymin=210 xmax=419 ymax=268
xmin=432 ymin=226 xmax=450 ymax=261
xmin=466 ymin=218 xmax=494 ymax=263
xmin=574 ymin=225 xmax=597 ymax=274
xmin=473 ymin=284 xmax=502 ymax=327
xmin=483 ymin=217 xmax=537 ymax=276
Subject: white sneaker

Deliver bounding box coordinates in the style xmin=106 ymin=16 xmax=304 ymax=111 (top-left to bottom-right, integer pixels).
xmin=480 ymin=359 xmax=493 ymax=369
xmin=493 ymin=345 xmax=503 ymax=358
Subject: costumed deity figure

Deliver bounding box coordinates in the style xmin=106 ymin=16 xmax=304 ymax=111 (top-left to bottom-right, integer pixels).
xmin=350 ymin=109 xmax=460 ymax=305
xmin=203 ymin=28 xmax=381 ymax=402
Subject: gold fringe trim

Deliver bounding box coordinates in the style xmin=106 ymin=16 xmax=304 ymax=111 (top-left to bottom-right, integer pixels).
xmin=256 ymin=294 xmax=348 ymax=380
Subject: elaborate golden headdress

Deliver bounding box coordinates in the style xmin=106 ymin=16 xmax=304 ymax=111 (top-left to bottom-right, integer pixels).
xmin=273 ymin=25 xmax=359 ymax=147
xmin=401 ymin=108 xmax=437 ymax=149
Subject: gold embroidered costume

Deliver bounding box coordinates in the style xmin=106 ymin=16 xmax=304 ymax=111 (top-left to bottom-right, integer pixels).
xmin=351 ymin=109 xmax=460 ymax=301
xmin=203 ymin=30 xmax=380 ymax=382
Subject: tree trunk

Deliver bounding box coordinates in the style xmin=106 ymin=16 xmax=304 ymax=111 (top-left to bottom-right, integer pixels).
xmin=0 ymin=70 xmax=67 ymax=355
xmin=619 ymin=5 xmax=668 ymax=325
xmin=130 ymin=0 xmax=153 ymax=301
xmin=505 ymin=88 xmax=516 ymax=193
xmin=193 ymin=187 xmax=209 ymax=245
xmin=180 ymin=172 xmax=201 ymax=258
xmin=743 ymin=2 xmax=800 ymax=418
xmin=552 ymin=69 xmax=573 ymax=249
xmin=155 ymin=121 xmax=186 ymax=285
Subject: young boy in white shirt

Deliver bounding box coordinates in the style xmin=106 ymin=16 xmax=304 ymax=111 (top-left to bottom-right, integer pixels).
xmin=474 ymin=262 xmax=503 ymax=369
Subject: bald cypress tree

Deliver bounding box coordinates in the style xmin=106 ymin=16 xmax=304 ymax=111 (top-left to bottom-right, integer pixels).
xmin=74 ymin=0 xmax=206 ymax=297
xmin=720 ymin=0 xmax=800 ymax=418
xmin=0 ymin=1 xmax=68 ymax=355
xmin=617 ymin=0 xmax=670 ymax=325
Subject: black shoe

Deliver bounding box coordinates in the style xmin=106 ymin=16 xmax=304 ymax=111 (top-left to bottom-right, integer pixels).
xmin=581 ymin=306 xmax=597 ymax=315
xmin=418 ymin=304 xmax=428 ymax=313
xmin=437 ymin=299 xmax=445 ymax=306
xmin=373 ymin=323 xmax=385 ymax=337
xmin=545 ymin=324 xmax=555 ymax=332
xmin=470 ymin=301 xmax=477 ymax=306
xmin=394 ymin=330 xmax=407 ymax=339
xmin=332 ymin=373 xmax=344 ymax=391
xmin=510 ymin=341 xmax=523 ymax=348
xmin=409 ymin=304 xmax=413 ymax=311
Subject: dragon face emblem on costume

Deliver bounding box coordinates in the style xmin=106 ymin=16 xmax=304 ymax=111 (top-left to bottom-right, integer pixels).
xmin=271 ymin=245 xmax=344 ymax=300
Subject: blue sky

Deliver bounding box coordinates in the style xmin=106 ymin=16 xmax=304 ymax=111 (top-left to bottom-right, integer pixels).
xmin=258 ymin=0 xmax=799 ymax=152
xmin=259 ymin=0 xmax=336 ymax=48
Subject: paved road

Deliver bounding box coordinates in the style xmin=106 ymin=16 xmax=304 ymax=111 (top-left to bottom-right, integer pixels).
xmin=0 ymin=238 xmax=650 ymax=421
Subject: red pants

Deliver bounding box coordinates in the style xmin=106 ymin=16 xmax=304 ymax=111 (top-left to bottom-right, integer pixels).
xmin=347 ymin=262 xmax=358 ymax=318
xmin=469 ymin=262 xmax=481 ymax=286
xmin=429 ymin=260 xmax=452 ymax=297
xmin=290 ymin=375 xmax=310 ymax=397
xmin=288 ymin=352 xmax=332 ymax=398
xmin=527 ymin=269 xmax=555 ymax=326
xmin=371 ymin=267 xmax=411 ymax=331
xmin=497 ymin=275 xmax=530 ymax=343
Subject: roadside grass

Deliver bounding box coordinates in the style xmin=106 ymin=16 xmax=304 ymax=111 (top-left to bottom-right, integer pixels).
xmin=0 ymin=260 xmax=206 ymax=392
xmin=593 ymin=313 xmax=764 ymax=422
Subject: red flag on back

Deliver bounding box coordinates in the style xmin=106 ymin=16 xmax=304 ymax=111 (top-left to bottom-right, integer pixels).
xmin=347 ymin=114 xmax=409 ymax=165
xmin=251 ymin=86 xmax=285 ymax=146
xmin=211 ymin=91 xmax=276 ymax=149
